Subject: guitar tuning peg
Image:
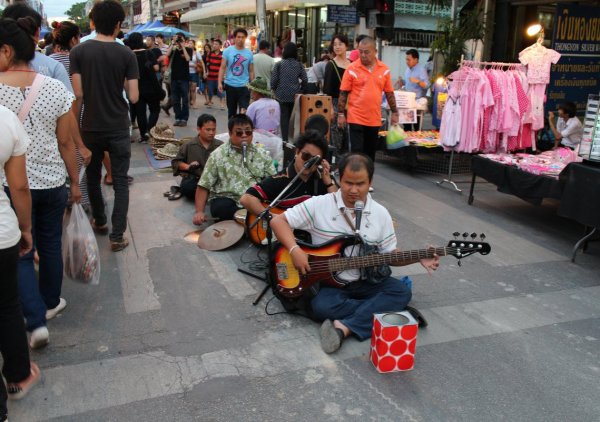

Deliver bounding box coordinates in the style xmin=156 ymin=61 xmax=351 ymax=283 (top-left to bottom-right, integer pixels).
xmin=462 ymin=232 xmax=469 ymax=239
xmin=480 ymin=233 xmax=486 ymax=241
xmin=470 ymin=233 xmax=477 ymax=239
xmin=453 ymin=231 xmax=460 ymax=239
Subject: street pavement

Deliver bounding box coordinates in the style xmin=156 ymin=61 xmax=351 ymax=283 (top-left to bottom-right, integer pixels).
xmin=7 ymin=104 xmax=600 ymax=422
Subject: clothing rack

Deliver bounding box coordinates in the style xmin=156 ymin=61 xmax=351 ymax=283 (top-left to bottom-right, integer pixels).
xmin=437 ymin=57 xmax=523 ymax=193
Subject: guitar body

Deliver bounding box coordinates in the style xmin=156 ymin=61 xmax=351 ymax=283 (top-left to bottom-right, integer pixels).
xmin=272 ymin=236 xmax=359 ymax=299
xmin=246 ymin=204 xmax=285 ymax=245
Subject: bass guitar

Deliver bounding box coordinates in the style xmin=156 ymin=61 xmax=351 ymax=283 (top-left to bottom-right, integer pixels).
xmin=272 ymin=235 xmax=491 ymax=299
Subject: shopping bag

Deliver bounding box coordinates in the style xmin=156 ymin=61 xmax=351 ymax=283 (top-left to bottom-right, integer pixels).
xmin=386 ymin=124 xmax=408 ymax=150
xmin=62 ymin=169 xmax=100 ymax=284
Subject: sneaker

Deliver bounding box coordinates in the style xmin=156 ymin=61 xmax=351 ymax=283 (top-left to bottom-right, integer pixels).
xmin=7 ymin=362 xmax=41 ymax=400
xmin=29 ymin=326 xmax=49 ymax=349
xmin=91 ymin=220 xmax=109 ymax=235
xmin=46 ymin=298 xmax=67 ymax=320
xmin=179 ymin=121 xmax=187 ymax=127
xmin=110 ymin=237 xmax=130 ymax=252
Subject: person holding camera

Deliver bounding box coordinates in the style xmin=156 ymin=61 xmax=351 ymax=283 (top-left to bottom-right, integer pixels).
xmin=167 ymin=32 xmax=194 ymax=126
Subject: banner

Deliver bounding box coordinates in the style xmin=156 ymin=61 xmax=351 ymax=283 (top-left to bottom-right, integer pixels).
xmin=549 ymin=3 xmax=600 ymax=113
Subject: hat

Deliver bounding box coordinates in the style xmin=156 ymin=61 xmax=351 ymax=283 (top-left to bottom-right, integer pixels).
xmin=156 ymin=143 xmax=180 ymax=159
xmin=247 ymin=77 xmax=272 ymax=97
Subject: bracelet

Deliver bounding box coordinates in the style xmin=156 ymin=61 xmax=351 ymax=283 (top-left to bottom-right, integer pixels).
xmin=289 ymin=244 xmax=300 ymax=255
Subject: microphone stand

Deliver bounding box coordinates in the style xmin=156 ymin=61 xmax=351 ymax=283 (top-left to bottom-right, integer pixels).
xmin=251 ymin=161 xmax=315 ymax=306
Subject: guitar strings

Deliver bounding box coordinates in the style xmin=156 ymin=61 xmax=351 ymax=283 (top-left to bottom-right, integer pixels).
xmin=281 ymin=246 xmax=478 ymax=274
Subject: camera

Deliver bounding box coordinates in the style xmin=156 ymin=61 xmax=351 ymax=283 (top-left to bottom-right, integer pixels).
xmin=176 ymin=36 xmax=184 ymax=43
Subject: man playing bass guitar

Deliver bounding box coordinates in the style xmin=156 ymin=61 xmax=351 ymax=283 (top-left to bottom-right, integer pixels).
xmin=270 ymin=153 xmax=440 ymax=354
xmin=240 ymin=131 xmax=337 ymax=244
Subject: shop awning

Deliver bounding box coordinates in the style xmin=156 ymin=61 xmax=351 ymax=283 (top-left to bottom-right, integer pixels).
xmin=181 ymin=0 xmax=349 ymax=22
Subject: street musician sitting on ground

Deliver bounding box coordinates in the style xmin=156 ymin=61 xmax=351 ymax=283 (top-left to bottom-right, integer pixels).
xmin=240 ymin=130 xmax=337 ymax=244
xmin=270 ymin=153 xmax=439 ymax=354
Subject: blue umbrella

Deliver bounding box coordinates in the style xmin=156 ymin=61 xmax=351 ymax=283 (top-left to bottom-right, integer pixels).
xmin=145 ymin=26 xmax=194 ymax=37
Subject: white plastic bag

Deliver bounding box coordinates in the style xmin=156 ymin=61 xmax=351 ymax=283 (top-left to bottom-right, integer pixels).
xmin=62 ymin=169 xmax=100 ymax=284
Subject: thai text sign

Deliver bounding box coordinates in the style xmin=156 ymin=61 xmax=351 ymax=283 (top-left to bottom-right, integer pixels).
xmin=549 ymin=3 xmax=600 ymax=113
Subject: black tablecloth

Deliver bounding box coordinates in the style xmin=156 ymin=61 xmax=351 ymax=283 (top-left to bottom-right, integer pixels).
xmin=471 ymin=156 xmax=562 ymax=205
xmin=558 ymin=162 xmax=600 ymax=229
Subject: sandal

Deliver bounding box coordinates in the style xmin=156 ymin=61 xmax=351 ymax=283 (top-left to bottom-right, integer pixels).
xmin=7 ymin=362 xmax=41 ymax=400
xmin=168 ymin=190 xmax=183 ymax=201
xmin=163 ymin=185 xmax=180 ymax=197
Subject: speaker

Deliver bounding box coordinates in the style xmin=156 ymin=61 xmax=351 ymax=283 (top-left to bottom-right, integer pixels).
xmin=300 ymin=95 xmax=333 ymax=142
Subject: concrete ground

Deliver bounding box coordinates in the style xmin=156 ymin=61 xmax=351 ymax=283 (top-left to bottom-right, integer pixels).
xmin=7 ymin=104 xmax=600 ymax=422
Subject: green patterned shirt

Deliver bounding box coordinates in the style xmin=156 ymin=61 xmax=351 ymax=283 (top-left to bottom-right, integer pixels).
xmin=198 ymin=142 xmax=275 ymax=204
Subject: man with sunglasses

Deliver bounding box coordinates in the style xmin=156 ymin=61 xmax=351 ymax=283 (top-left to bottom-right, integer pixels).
xmin=193 ymin=114 xmax=275 ymax=225
xmin=240 ymin=131 xmax=337 ymax=226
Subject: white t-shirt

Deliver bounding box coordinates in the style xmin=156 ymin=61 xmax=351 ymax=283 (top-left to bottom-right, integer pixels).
xmin=285 ymin=190 xmax=397 ymax=282
xmin=557 ymin=116 xmax=583 ymax=148
xmin=0 ymin=77 xmax=74 ymax=189
xmin=0 ymin=105 xmax=31 ymax=249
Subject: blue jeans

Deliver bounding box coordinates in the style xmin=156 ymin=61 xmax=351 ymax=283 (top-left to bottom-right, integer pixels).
xmin=171 ymin=79 xmax=190 ymax=122
xmin=5 ymin=186 xmax=68 ymax=331
xmin=207 ymin=79 xmax=223 ymax=100
xmin=83 ymin=130 xmax=131 ymax=242
xmin=311 ymin=276 xmax=412 ymax=340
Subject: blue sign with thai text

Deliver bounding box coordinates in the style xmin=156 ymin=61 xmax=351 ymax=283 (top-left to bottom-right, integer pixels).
xmin=549 ymin=3 xmax=600 ymax=113
xmin=327 ymin=6 xmax=359 ymax=25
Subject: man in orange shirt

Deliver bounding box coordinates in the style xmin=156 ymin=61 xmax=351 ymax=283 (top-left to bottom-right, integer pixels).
xmin=337 ymin=37 xmax=398 ymax=163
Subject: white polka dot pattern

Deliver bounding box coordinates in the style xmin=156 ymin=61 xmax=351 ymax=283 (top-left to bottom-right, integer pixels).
xmin=0 ymin=77 xmax=74 ymax=189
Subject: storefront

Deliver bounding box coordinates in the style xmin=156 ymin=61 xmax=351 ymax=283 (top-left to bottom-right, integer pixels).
xmin=181 ymin=1 xmax=355 ymax=65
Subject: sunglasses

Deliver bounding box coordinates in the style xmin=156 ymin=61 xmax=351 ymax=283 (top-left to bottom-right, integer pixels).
xmin=235 ymin=129 xmax=253 ymax=137
xmin=300 ymin=152 xmax=315 ymax=162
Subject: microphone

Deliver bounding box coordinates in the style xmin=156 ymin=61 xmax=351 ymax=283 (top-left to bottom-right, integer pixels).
xmin=316 ymin=165 xmax=323 ymax=179
xmin=354 ymin=200 xmax=364 ymax=234
xmin=303 ymin=155 xmax=321 ymax=169
xmin=241 ymin=142 xmax=247 ymax=165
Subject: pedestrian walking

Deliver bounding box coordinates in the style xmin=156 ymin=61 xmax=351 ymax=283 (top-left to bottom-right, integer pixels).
xmin=218 ymin=27 xmax=254 ymax=118
xmin=0 ymin=105 xmax=41 ymax=421
xmin=271 ymin=42 xmax=307 ymax=142
xmin=0 ymin=16 xmax=80 ymax=348
xmin=70 ymin=0 xmax=139 ymax=252
xmin=206 ymin=39 xmax=225 ymax=109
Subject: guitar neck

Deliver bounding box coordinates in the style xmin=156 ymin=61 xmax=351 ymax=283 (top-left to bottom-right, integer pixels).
xmin=329 ymin=247 xmax=448 ymax=272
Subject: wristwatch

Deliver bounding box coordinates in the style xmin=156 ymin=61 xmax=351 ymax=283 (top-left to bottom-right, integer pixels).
xmin=325 ymin=181 xmax=335 ymax=188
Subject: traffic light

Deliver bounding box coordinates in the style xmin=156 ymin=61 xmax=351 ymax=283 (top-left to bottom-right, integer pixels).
xmin=375 ymin=0 xmax=394 ymax=27
xmin=375 ymin=0 xmax=394 ymax=40
xmin=356 ymin=0 xmax=375 ymax=16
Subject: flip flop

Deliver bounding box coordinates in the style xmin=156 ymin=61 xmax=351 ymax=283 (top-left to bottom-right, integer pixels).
xmin=164 ymin=185 xmax=180 ymax=197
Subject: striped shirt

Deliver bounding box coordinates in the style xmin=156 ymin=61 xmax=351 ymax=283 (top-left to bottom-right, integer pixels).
xmin=206 ymin=51 xmax=222 ymax=81
xmin=49 ymin=53 xmax=71 ymax=83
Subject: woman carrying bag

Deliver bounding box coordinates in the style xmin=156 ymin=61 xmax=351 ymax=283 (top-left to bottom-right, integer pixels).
xmin=322 ymin=34 xmax=351 ymax=155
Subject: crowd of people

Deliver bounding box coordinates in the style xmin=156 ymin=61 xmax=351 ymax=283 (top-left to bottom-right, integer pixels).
xmin=0 ymin=1 xmax=440 ymax=420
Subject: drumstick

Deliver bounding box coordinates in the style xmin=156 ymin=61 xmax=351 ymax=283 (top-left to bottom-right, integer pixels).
xmin=205 ymin=217 xmax=220 ymax=221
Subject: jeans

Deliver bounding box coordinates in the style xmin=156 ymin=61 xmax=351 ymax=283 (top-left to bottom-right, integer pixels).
xmin=4 ymin=185 xmax=68 ymax=331
xmin=171 ymin=79 xmax=190 ymax=122
xmin=279 ymin=102 xmax=295 ymax=142
xmin=224 ymin=84 xmax=250 ymax=118
xmin=348 ymin=123 xmax=380 ymax=163
xmin=83 ymin=130 xmax=131 ymax=242
xmin=136 ymin=94 xmax=161 ymax=138
xmin=180 ymin=176 xmax=199 ymax=200
xmin=310 ymin=276 xmax=412 ymax=340
xmin=0 ymin=244 xmax=31 ymax=420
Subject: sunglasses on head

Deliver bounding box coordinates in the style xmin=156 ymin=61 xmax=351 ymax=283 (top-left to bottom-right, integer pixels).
xmin=235 ymin=129 xmax=253 ymax=137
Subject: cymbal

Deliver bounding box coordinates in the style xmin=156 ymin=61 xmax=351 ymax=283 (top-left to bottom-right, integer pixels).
xmin=197 ymin=220 xmax=244 ymax=251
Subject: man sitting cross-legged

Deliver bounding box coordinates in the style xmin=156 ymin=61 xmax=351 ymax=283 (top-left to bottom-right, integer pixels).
xmin=170 ymin=114 xmax=222 ymax=200
xmin=270 ymin=153 xmax=440 ymax=354
xmin=192 ymin=114 xmax=275 ymax=225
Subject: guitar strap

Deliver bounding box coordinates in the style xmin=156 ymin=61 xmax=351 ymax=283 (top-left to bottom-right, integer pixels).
xmin=333 ymin=195 xmax=356 ymax=232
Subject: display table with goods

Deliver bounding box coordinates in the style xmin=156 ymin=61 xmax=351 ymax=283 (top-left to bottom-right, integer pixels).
xmin=378 ymin=129 xmax=473 ymax=175
xmin=469 ymin=148 xmax=600 ymax=261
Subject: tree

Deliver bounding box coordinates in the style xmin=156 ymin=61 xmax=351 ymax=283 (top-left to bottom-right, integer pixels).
xmin=65 ymin=1 xmax=90 ymax=33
